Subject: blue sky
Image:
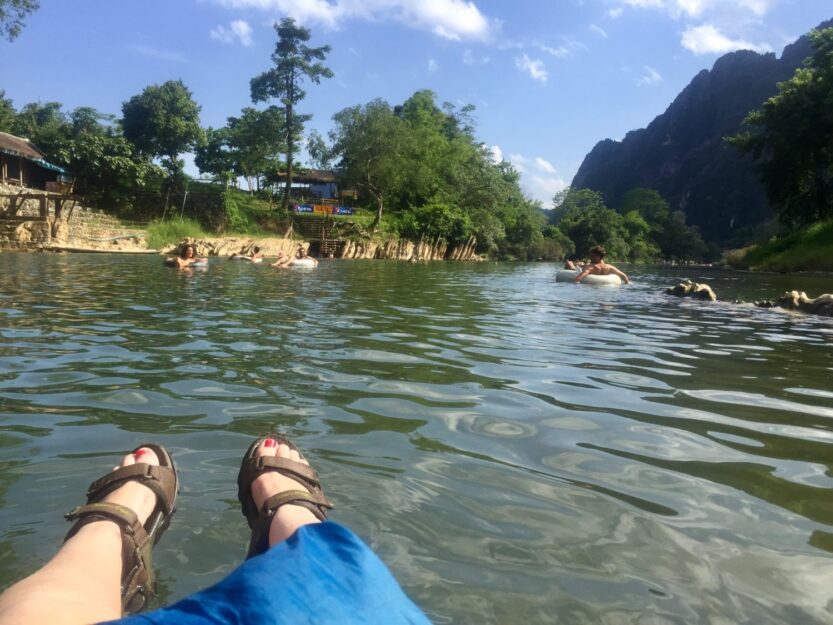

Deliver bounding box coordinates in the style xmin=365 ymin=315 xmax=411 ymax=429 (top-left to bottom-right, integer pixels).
xmin=1 ymin=0 xmax=830 ymax=206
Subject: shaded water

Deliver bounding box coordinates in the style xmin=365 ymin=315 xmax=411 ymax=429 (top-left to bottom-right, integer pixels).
xmin=1 ymin=253 xmax=832 ymax=624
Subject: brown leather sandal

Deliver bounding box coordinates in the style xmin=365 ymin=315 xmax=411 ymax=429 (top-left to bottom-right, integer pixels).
xmin=237 ymin=435 xmax=333 ymax=559
xmin=64 ymin=444 xmax=178 ymax=614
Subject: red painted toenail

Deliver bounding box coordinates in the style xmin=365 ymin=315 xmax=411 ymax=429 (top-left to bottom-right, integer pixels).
xmin=264 ymin=438 xmax=277 ymax=448
xmin=135 ymin=449 xmax=148 ymax=458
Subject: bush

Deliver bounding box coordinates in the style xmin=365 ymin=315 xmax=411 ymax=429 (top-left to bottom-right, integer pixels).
xmin=146 ymin=218 xmax=209 ymax=250
xmin=727 ymin=220 xmax=833 ymax=271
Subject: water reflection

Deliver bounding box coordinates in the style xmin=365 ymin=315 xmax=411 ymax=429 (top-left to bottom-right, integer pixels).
xmin=0 ymin=254 xmax=832 ymax=624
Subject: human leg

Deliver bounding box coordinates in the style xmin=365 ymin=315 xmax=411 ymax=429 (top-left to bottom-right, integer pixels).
xmin=113 ymin=437 xmax=430 ymax=625
xmin=0 ymin=446 xmax=176 ymax=625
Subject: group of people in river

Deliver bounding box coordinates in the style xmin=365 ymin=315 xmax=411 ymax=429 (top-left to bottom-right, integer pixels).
xmin=165 ymin=244 xmax=318 ymax=270
xmin=564 ymin=245 xmax=630 ymax=284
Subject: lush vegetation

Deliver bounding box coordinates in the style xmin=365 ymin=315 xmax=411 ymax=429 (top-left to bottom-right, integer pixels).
xmin=725 ymin=27 xmax=833 ymax=271
xmin=549 ymin=188 xmax=707 ymax=262
xmin=250 ymin=18 xmax=332 ymax=211
xmin=145 ymin=217 xmax=210 ymax=251
xmin=2 ymin=14 xmax=715 ymax=262
xmin=726 ymin=220 xmax=833 ymax=272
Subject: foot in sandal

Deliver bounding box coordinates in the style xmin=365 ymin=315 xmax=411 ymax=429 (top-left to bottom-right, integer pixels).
xmin=237 ymin=436 xmax=333 ymax=558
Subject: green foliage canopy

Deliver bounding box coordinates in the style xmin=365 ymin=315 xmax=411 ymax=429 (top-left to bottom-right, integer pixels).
xmin=250 ymin=17 xmax=332 ymax=211
xmin=121 ymin=80 xmax=203 ymax=179
xmin=0 ymin=0 xmax=38 ymax=41
xmin=728 ymin=27 xmax=833 ymax=227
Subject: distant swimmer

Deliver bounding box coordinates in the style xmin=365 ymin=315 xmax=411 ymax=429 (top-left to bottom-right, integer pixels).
xmin=272 ymin=245 xmax=318 ymax=268
xmin=164 ymin=244 xmax=205 ymax=269
xmin=230 ymin=246 xmax=263 ymax=263
xmin=574 ymin=245 xmax=630 ymax=284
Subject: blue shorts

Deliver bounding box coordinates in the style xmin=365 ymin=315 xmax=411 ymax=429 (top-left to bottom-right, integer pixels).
xmin=110 ymin=522 xmax=431 ymax=625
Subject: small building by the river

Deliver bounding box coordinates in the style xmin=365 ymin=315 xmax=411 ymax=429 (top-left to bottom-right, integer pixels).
xmin=0 ymin=131 xmax=73 ymax=191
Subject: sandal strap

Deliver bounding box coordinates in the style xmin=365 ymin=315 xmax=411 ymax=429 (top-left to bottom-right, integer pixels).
xmin=261 ymin=489 xmax=333 ymax=519
xmin=241 ymin=456 xmax=321 ymax=489
xmin=87 ymin=463 xmax=177 ymax=515
xmin=64 ymin=502 xmax=147 ymax=543
xmin=64 ymin=502 xmax=152 ymax=611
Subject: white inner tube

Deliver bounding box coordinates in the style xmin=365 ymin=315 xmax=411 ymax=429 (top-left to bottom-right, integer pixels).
xmin=555 ymin=268 xmax=622 ymax=286
xmin=292 ymin=257 xmax=317 ymax=267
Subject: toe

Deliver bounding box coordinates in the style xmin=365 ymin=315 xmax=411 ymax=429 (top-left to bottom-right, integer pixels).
xmin=258 ymin=437 xmax=279 ymax=458
xmin=132 ymin=447 xmax=159 ymax=466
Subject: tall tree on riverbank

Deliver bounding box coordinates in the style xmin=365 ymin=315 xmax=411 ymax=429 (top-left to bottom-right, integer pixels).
xmin=0 ymin=0 xmax=39 ymax=41
xmin=121 ymin=80 xmax=203 ymax=184
xmin=728 ymin=27 xmax=833 ymax=227
xmin=250 ymin=17 xmax=332 ymax=211
xmin=330 ymin=99 xmax=407 ymax=232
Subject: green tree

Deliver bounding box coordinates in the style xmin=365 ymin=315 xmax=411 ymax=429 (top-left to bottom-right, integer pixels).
xmin=552 ymin=188 xmax=631 ymax=259
xmin=0 ymin=0 xmax=39 ymax=41
xmin=195 ymin=127 xmax=236 ymax=187
xmin=658 ymin=211 xmax=706 ymax=260
xmin=728 ymin=27 xmax=833 ymax=226
xmin=250 ymin=17 xmax=332 ymax=211
xmin=227 ymin=106 xmax=285 ymax=192
xmin=0 ymin=90 xmax=16 ymax=132
xmin=330 ymin=99 xmax=407 ymax=231
xmin=12 ymin=101 xmax=70 ymax=155
xmin=121 ymin=80 xmax=203 ymax=181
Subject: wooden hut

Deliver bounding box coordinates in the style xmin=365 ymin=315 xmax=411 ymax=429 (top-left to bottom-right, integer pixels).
xmin=0 ymin=131 xmax=73 ymax=190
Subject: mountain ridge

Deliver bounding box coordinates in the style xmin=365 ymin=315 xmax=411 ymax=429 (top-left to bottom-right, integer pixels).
xmin=571 ymin=18 xmax=833 ymax=243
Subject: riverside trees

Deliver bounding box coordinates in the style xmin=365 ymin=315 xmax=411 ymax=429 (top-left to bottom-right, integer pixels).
xmin=121 ymin=80 xmax=203 ymax=184
xmin=729 ymin=27 xmax=833 ymax=227
xmin=328 ymin=89 xmax=568 ymax=259
xmin=250 ymin=17 xmax=332 ymax=211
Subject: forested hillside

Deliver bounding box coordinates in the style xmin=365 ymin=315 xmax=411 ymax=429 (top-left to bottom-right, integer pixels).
xmin=571 ymin=18 xmax=832 ymax=244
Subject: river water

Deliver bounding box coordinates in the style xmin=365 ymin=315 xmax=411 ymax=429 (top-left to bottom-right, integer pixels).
xmin=0 ymin=253 xmax=832 ymax=624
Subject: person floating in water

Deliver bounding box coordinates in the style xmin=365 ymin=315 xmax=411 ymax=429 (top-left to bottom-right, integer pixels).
xmin=0 ymin=437 xmax=430 ymax=625
xmin=272 ymin=245 xmax=318 ymax=268
xmin=164 ymin=244 xmax=203 ymax=269
xmin=230 ymin=246 xmax=263 ymax=263
xmin=574 ymin=245 xmax=630 ymax=284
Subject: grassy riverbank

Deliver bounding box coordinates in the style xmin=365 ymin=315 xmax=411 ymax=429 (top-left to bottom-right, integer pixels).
xmin=726 ymin=220 xmax=833 ymax=272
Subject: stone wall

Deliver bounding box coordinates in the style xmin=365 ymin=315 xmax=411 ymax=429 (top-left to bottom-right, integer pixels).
xmin=0 ymin=184 xmax=149 ymax=252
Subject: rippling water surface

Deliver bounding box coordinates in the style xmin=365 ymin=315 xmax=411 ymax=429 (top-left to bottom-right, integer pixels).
xmin=1 ymin=253 xmax=832 ymax=624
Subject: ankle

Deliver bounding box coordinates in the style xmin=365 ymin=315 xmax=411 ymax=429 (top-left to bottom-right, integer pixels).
xmin=268 ymin=505 xmax=320 ymax=546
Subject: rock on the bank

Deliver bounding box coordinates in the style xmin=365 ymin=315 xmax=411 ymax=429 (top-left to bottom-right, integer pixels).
xmin=666 ymin=279 xmax=717 ymax=301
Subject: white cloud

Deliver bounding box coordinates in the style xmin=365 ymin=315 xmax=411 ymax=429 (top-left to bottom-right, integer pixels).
xmin=681 ymin=24 xmax=770 ymax=54
xmin=608 ymin=7 xmax=624 ymax=17
xmin=589 ymin=24 xmax=607 ymax=38
xmin=534 ymin=157 xmax=557 ymax=174
xmin=616 ymin=0 xmax=777 ymax=19
xmin=210 ymin=19 xmax=254 ymax=46
xmin=509 ymin=153 xmax=528 ymax=173
xmin=636 ymin=64 xmax=662 ymax=85
xmin=128 ymin=44 xmax=186 ymax=62
xmin=504 ymin=152 xmax=567 ymax=204
xmin=539 ymin=44 xmax=571 ymax=58
xmin=528 ymin=174 xmax=568 ymax=207
xmin=462 ymin=48 xmax=491 ymax=65
xmin=515 ymin=54 xmax=547 ymax=83
xmin=490 ymin=145 xmax=503 ymax=163
xmin=428 ymin=58 xmax=439 ymax=73
xmin=215 ymin=0 xmax=496 ymax=41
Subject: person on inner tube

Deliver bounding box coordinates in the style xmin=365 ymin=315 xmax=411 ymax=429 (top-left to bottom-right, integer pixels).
xmin=574 ymin=245 xmax=630 ymax=284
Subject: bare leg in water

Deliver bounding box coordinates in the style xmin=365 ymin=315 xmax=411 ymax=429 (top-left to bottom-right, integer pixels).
xmin=0 ymin=439 xmax=319 ymax=625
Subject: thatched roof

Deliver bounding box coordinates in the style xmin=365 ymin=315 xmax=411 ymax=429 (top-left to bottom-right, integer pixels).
xmin=0 ymin=131 xmax=46 ymax=160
